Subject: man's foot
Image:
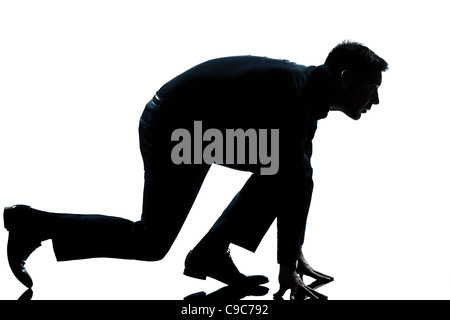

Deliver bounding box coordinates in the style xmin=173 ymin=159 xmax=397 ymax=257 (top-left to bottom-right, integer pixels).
xmin=183 ymin=249 xmax=268 ymax=286
xmin=4 ymin=205 xmax=45 ymax=288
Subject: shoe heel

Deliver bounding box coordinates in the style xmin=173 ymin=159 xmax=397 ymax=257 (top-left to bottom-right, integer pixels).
xmin=183 ymin=267 xmax=207 ymax=280
xmin=4 ymin=205 xmax=30 ymax=231
xmin=4 ymin=207 xmax=14 ymax=231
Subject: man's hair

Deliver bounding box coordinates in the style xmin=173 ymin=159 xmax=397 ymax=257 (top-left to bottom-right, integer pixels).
xmin=325 ymin=40 xmax=389 ymax=80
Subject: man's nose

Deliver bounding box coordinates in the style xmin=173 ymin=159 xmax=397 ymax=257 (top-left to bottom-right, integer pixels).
xmin=372 ymin=90 xmax=379 ymax=105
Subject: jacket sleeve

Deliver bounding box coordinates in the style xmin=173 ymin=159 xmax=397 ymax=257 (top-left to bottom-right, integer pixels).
xmin=276 ymin=121 xmax=316 ymax=264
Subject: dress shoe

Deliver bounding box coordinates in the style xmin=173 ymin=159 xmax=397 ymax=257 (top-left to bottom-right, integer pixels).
xmin=184 ymin=249 xmax=268 ymax=286
xmin=4 ymin=205 xmax=45 ymax=288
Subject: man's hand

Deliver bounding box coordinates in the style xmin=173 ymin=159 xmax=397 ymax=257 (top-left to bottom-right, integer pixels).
xmin=275 ymin=263 xmax=326 ymax=300
xmin=274 ymin=252 xmax=333 ymax=300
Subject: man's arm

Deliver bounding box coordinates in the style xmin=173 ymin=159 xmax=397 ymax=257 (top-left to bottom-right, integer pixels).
xmin=275 ymin=122 xmax=332 ymax=299
xmin=276 ymin=140 xmax=314 ymax=264
xmin=275 ymin=148 xmax=320 ymax=299
xmin=275 ymin=118 xmax=318 ymax=264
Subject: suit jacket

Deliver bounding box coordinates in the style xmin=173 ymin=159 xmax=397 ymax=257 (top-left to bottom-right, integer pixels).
xmin=154 ymin=55 xmax=331 ymax=264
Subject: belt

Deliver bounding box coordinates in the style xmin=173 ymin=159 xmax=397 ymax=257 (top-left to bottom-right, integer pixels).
xmin=152 ymin=94 xmax=162 ymax=107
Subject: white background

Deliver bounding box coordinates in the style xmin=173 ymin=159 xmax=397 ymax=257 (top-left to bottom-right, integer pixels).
xmin=1 ymin=0 xmax=449 ymax=300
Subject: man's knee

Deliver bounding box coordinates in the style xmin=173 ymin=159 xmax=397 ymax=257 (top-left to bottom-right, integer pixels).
xmin=132 ymin=222 xmax=176 ymax=261
xmin=137 ymin=245 xmax=170 ymax=262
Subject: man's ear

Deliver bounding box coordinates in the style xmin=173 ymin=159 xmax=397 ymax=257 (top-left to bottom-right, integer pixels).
xmin=340 ymin=70 xmax=354 ymax=91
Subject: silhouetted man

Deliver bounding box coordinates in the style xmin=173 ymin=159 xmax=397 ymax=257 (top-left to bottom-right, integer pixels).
xmin=4 ymin=41 xmax=388 ymax=300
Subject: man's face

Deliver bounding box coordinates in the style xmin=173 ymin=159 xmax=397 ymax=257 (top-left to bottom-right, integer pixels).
xmin=334 ymin=69 xmax=383 ymax=120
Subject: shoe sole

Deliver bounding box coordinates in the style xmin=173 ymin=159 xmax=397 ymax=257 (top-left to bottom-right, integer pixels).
xmin=184 ymin=267 xmax=269 ymax=287
xmin=184 ymin=250 xmax=269 ymax=285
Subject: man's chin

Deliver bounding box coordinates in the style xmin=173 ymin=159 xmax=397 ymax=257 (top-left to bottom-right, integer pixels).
xmin=331 ymin=107 xmax=362 ymax=120
xmin=344 ymin=110 xmax=361 ymax=120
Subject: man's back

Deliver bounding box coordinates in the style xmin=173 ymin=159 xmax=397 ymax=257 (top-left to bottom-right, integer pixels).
xmin=155 ymin=56 xmax=317 ymax=131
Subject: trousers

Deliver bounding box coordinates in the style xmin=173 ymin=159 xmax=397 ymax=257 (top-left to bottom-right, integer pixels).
xmin=51 ymin=101 xmax=277 ymax=262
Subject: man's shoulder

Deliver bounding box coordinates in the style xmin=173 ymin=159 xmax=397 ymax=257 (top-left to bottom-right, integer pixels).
xmin=199 ymin=55 xmax=315 ymax=73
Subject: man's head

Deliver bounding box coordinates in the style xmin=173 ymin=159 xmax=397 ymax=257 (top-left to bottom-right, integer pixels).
xmin=325 ymin=41 xmax=389 ymax=120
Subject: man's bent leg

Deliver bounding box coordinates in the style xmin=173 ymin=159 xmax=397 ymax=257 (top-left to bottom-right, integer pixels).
xmin=193 ymin=174 xmax=278 ymax=255
xmin=183 ymin=174 xmax=276 ymax=286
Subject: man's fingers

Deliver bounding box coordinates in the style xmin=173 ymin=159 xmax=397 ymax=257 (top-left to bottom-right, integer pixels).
xmin=303 ymin=268 xmax=334 ymax=282
xmin=289 ymin=286 xmax=297 ymax=300
xmin=273 ymin=280 xmax=289 ymax=300
xmin=313 ymin=270 xmax=334 ymax=281
xmin=273 ymin=286 xmax=288 ymax=300
xmin=307 ymin=288 xmax=328 ymax=300
xmin=294 ymin=287 xmax=328 ymax=301
xmin=292 ymin=288 xmax=319 ymax=300
xmin=290 ymin=284 xmax=320 ymax=300
xmin=275 ymin=277 xmax=320 ymax=300
xmin=308 ymin=279 xmax=331 ymax=291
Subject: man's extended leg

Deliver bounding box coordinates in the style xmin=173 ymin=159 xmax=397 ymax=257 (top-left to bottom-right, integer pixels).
xmin=192 ymin=173 xmax=278 ymax=255
xmin=3 ymin=100 xmax=211 ymax=287
xmin=3 ymin=159 xmax=211 ymax=288
xmin=4 ymin=160 xmax=211 ymax=285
